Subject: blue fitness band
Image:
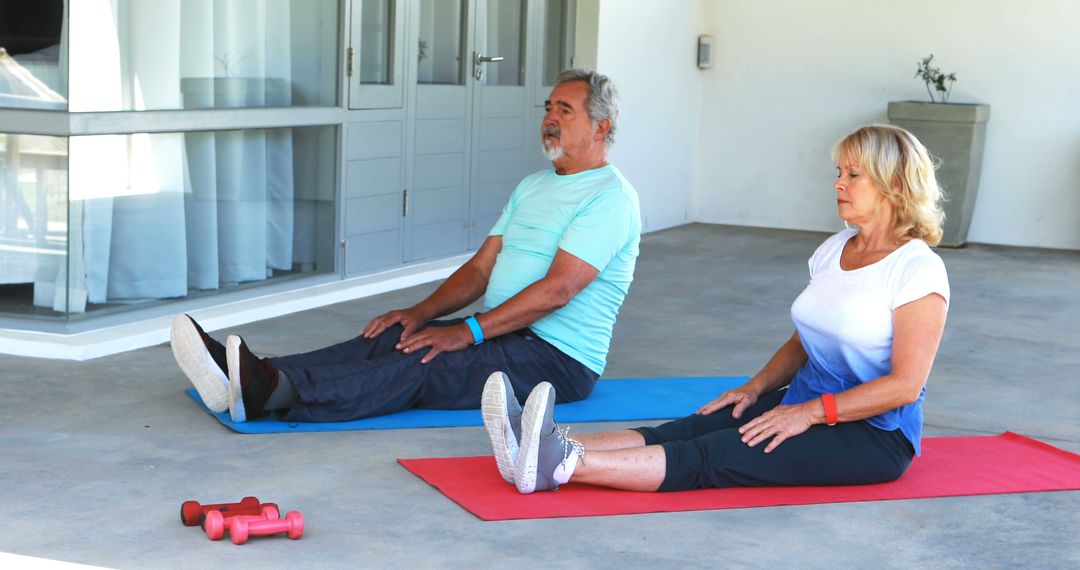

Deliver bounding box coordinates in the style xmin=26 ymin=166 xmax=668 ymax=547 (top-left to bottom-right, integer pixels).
xmin=465 ymin=315 xmax=485 ymax=345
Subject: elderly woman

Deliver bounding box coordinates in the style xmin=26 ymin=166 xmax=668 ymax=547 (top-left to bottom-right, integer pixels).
xmin=482 ymin=124 xmax=950 ymax=494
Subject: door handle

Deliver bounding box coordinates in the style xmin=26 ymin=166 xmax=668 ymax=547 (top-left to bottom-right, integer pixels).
xmin=473 ymin=52 xmax=505 ymax=80
xmin=474 ymin=53 xmax=505 ymax=64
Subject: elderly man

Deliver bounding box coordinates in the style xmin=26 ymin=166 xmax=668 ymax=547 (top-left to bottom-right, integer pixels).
xmin=172 ymin=69 xmax=641 ymax=424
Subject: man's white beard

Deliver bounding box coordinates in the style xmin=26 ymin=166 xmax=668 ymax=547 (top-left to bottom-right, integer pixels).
xmin=542 ymin=139 xmax=565 ymax=161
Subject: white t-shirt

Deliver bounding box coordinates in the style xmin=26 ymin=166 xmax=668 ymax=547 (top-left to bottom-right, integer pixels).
xmin=781 ymin=229 xmax=950 ymax=455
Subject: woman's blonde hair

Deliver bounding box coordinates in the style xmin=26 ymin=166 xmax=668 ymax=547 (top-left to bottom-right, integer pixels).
xmin=833 ymin=124 xmax=946 ymax=246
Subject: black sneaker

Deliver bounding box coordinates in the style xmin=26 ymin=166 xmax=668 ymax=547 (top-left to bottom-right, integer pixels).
xmin=171 ymin=314 xmax=229 ymax=412
xmin=226 ymin=335 xmax=278 ymax=423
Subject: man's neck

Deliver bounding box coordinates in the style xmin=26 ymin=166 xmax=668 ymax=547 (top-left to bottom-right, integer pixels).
xmin=553 ymin=157 xmax=609 ymax=175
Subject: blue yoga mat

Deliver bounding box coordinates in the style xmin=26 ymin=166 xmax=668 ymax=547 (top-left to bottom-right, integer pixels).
xmin=186 ymin=376 xmax=748 ymax=434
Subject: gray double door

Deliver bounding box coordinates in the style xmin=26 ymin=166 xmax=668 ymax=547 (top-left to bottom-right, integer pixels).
xmin=344 ymin=0 xmax=540 ymax=276
xmin=409 ymin=0 xmax=534 ymax=261
xmin=344 ymin=0 xmax=574 ymax=275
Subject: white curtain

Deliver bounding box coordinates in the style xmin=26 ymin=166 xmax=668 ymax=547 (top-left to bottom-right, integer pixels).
xmin=181 ymin=0 xmax=295 ymax=290
xmin=36 ymin=0 xmax=296 ymax=312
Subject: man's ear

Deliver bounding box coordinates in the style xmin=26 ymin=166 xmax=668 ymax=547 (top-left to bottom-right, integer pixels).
xmin=594 ymin=118 xmax=612 ymax=142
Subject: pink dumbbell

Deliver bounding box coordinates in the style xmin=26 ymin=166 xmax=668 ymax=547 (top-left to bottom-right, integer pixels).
xmin=203 ymin=505 xmax=281 ymax=541
xmin=229 ymin=511 xmax=304 ymax=545
xmin=180 ymin=496 xmax=261 ymax=526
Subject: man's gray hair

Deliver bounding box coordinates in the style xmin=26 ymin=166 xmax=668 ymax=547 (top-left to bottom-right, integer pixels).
xmin=555 ymin=68 xmax=619 ymax=147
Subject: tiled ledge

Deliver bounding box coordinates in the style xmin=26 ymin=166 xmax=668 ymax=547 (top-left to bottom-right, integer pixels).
xmin=0 ymin=255 xmax=468 ymax=361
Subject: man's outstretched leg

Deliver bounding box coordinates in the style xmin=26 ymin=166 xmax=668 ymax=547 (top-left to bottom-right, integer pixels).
xmin=172 ymin=312 xmax=410 ymax=415
xmin=225 ymin=334 xmax=313 ymax=424
xmin=228 ymin=326 xmax=596 ymax=423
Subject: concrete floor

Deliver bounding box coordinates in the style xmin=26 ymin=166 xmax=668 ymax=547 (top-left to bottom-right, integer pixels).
xmin=1 ymin=224 xmax=1078 ymax=569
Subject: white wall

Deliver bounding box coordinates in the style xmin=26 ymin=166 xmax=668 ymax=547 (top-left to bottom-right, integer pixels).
xmin=696 ymin=0 xmax=1080 ymax=250
xmin=593 ymin=0 xmax=705 ymax=232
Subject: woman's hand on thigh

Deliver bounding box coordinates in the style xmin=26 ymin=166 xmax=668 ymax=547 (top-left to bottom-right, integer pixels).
xmin=737 ymin=403 xmax=816 ymax=453
xmin=697 ymin=388 xmax=758 ymax=418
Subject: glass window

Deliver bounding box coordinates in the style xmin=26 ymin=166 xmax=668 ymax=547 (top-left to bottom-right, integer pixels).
xmin=0 ymin=133 xmax=68 ymax=315
xmin=483 ymin=0 xmax=525 ymax=86
xmin=0 ymin=126 xmax=337 ymax=319
xmin=0 ymin=1 xmax=67 ymax=110
xmin=417 ymin=0 xmax=464 ymax=85
xmin=543 ymin=0 xmax=576 ymax=86
xmin=358 ymin=0 xmax=394 ymax=85
xmin=61 ymin=0 xmax=338 ymax=112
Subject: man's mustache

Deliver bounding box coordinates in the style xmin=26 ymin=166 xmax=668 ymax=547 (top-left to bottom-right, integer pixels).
xmin=542 ymin=125 xmax=561 ymax=139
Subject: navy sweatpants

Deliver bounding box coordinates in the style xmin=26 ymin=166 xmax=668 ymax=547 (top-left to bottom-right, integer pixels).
xmin=270 ymin=318 xmax=598 ymax=422
xmin=633 ymin=389 xmax=915 ymax=491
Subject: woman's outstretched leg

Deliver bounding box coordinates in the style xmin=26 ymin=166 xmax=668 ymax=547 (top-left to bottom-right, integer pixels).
xmin=512 ymin=382 xmax=667 ymax=493
xmin=574 ymin=430 xmax=647 ymax=451
xmin=481 ymin=373 xmax=651 ymax=488
xmin=565 ymin=445 xmax=666 ymax=491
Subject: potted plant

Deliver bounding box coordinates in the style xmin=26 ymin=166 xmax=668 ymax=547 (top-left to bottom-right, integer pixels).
xmin=887 ymin=54 xmax=989 ymax=247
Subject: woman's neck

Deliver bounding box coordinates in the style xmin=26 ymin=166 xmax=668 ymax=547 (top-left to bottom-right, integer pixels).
xmin=850 ymin=219 xmax=903 ymax=253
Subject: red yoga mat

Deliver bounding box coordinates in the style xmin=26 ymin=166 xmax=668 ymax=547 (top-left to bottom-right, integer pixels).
xmin=398 ymin=432 xmax=1080 ymax=521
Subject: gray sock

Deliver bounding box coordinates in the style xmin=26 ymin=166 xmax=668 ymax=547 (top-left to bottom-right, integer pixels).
xmin=265 ymin=371 xmax=297 ymax=411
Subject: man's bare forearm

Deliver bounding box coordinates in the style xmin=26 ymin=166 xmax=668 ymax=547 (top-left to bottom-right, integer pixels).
xmin=469 ymin=278 xmax=569 ymax=339
xmin=412 ymin=236 xmax=502 ymax=321
xmin=414 ymin=263 xmax=490 ymax=320
xmin=471 ymin=248 xmax=598 ymax=341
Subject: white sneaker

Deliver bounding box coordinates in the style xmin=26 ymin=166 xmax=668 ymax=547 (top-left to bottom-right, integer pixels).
xmin=170 ymin=315 xmax=229 ymax=412
xmin=481 ymin=372 xmax=522 ymax=484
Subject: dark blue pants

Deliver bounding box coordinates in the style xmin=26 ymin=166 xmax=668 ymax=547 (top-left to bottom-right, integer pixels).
xmin=633 ymin=389 xmax=915 ymax=491
xmin=270 ymin=318 xmax=598 ymax=422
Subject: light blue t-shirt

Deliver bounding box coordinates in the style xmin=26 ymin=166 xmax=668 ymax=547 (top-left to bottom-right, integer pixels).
xmin=485 ymin=164 xmax=641 ymax=374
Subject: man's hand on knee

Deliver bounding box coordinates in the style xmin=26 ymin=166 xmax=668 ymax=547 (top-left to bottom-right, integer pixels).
xmin=397 ymin=323 xmax=474 ymax=364
xmin=362 ymin=307 xmax=428 ymax=341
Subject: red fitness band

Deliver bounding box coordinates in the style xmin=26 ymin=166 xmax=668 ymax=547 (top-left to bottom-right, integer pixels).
xmin=821 ymin=393 xmax=838 ymax=426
